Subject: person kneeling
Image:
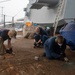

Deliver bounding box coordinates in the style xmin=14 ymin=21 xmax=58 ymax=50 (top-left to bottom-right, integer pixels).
xmin=34 ymin=27 xmax=49 ymax=48
xmin=44 ymin=35 xmax=69 ymax=62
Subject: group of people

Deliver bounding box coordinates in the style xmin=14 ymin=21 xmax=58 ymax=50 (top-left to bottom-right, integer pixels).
xmin=34 ymin=27 xmax=69 ymax=62
xmin=0 ymin=27 xmax=69 ymax=62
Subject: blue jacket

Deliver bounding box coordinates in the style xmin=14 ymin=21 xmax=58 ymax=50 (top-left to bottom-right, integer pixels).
xmin=44 ymin=37 xmax=66 ymax=58
xmin=0 ymin=29 xmax=11 ymax=41
xmin=38 ymin=27 xmax=49 ymax=36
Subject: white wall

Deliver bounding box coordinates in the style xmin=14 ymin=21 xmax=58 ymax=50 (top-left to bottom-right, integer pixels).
xmin=63 ymin=0 xmax=75 ymax=19
xmin=29 ymin=6 xmax=57 ymax=23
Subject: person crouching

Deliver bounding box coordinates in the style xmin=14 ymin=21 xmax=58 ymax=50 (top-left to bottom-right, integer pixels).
xmin=34 ymin=27 xmax=49 ymax=48
xmin=44 ymin=35 xmax=69 ymax=62
xmin=0 ymin=29 xmax=17 ymax=55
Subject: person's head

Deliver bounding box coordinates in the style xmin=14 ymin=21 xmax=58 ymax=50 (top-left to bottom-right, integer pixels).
xmin=55 ymin=35 xmax=64 ymax=46
xmin=35 ymin=27 xmax=40 ymax=34
xmin=8 ymin=30 xmax=17 ymax=39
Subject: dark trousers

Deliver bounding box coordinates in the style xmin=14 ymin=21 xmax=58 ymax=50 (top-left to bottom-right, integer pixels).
xmin=34 ymin=34 xmax=48 ymax=46
xmin=0 ymin=38 xmax=5 ymax=55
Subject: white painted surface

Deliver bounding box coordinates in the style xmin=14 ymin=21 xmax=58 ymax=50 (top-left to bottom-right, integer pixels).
xmin=29 ymin=6 xmax=57 ymax=23
xmin=64 ymin=0 xmax=75 ymax=19
xmin=25 ymin=0 xmax=75 ymax=25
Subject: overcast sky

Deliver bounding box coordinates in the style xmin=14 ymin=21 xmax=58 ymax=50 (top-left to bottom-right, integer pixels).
xmin=0 ymin=0 xmax=29 ymax=22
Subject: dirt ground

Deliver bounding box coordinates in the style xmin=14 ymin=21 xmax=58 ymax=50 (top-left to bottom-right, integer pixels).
xmin=0 ymin=32 xmax=75 ymax=75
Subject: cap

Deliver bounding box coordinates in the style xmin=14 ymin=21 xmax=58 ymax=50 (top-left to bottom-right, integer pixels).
xmin=11 ymin=30 xmax=17 ymax=39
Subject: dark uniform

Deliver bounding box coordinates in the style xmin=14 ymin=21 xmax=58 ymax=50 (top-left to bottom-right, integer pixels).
xmin=0 ymin=29 xmax=11 ymax=54
xmin=44 ymin=37 xmax=66 ymax=59
xmin=34 ymin=27 xmax=49 ymax=47
xmin=0 ymin=29 xmax=11 ymax=41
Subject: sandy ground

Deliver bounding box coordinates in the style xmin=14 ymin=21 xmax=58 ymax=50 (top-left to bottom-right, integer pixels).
xmin=0 ymin=32 xmax=75 ymax=75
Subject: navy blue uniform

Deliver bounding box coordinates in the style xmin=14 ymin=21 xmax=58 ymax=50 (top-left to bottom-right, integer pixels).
xmin=34 ymin=27 xmax=49 ymax=46
xmin=38 ymin=27 xmax=49 ymax=36
xmin=0 ymin=29 xmax=11 ymax=41
xmin=44 ymin=37 xmax=66 ymax=59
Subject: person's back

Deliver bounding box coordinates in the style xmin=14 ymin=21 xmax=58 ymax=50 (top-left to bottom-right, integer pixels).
xmin=0 ymin=29 xmax=11 ymax=41
xmin=39 ymin=27 xmax=49 ymax=36
xmin=44 ymin=35 xmax=69 ymax=62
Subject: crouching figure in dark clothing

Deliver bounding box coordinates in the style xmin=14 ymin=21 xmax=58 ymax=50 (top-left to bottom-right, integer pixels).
xmin=34 ymin=27 xmax=49 ymax=48
xmin=0 ymin=29 xmax=17 ymax=55
xmin=44 ymin=35 xmax=69 ymax=62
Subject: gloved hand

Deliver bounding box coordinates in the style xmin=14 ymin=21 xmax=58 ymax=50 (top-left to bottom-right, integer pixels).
xmin=60 ymin=53 xmax=65 ymax=61
xmin=60 ymin=53 xmax=69 ymax=62
xmin=6 ymin=48 xmax=13 ymax=54
xmin=63 ymin=57 xmax=69 ymax=62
